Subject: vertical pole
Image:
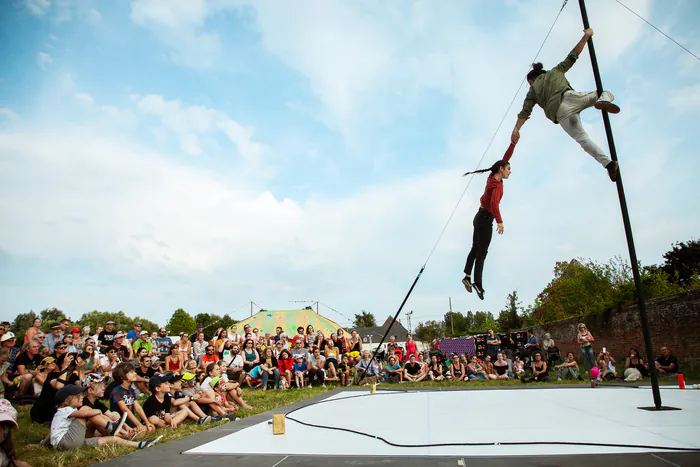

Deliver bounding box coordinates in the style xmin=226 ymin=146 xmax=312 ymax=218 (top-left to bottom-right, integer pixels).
xmin=449 ymin=297 xmax=454 ymax=336
xmin=578 ymin=0 xmax=662 ymax=409
xmin=250 ymin=301 xmax=253 ymax=318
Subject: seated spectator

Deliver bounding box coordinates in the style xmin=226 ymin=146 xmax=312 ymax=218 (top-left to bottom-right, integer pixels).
xmin=109 ymin=363 xmax=155 ymax=434
xmin=403 ymin=354 xmax=427 ymax=382
xmin=655 ymin=346 xmax=679 ymax=376
xmin=164 ymin=345 xmax=183 ymax=374
xmin=259 ymin=348 xmax=281 ymax=390
xmin=383 ymin=355 xmax=403 ymax=383
xmin=324 ymin=339 xmax=340 ymax=379
xmin=192 ymin=333 xmax=207 ymax=362
xmin=0 ymin=398 xmax=32 ymax=466
xmin=493 ymin=352 xmax=511 ymax=380
xmin=307 ymin=348 xmax=325 ymax=388
xmin=155 ymin=328 xmax=172 ymax=361
xmin=45 ymin=325 xmax=64 ymax=353
xmin=466 ymin=355 xmax=486 ymax=380
xmin=597 ymin=351 xmax=618 ymax=380
xmin=482 ymin=355 xmax=499 ymax=380
xmin=520 ymin=329 xmax=540 ymax=362
xmin=427 ymin=355 xmax=445 ymax=381
xmin=352 ymin=350 xmax=380 ymax=386
xmin=144 ymin=374 xmax=209 ymax=429
xmin=554 ymin=352 xmax=582 ymax=381
xmin=24 ymin=317 xmax=43 ymax=345
xmin=277 ymin=350 xmax=294 ymax=389
xmin=208 ymin=377 xmax=238 ymax=416
xmin=242 ymin=339 xmax=260 ymax=373
xmin=30 ymin=353 xmax=80 ymax=424
xmin=0 ymin=349 xmax=11 ymax=398
xmin=199 ymin=344 xmax=219 ymax=370
xmin=134 ymin=355 xmax=155 ymax=396
xmin=513 ymin=356 xmax=525 ymax=377
xmin=82 ymin=373 xmax=130 ymax=436
xmin=15 ymin=340 xmax=43 ymax=396
xmin=202 ymin=363 xmax=252 ymax=409
xmin=32 ymin=356 xmax=58 ymax=397
xmin=51 ymin=385 xmax=161 ymax=451
xmin=132 ymin=347 xmax=149 ymax=369
xmin=221 ymin=344 xmax=245 ymax=383
xmin=449 ymin=354 xmax=466 ymax=382
xmin=82 ymin=344 xmax=98 ymax=372
xmin=132 ymin=331 xmax=152 ymax=355
xmin=624 ymin=348 xmax=648 ymax=381
xmin=521 ymin=352 xmax=552 ymax=383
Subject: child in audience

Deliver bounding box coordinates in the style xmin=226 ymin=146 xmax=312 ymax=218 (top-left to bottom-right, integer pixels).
xmin=109 ymin=363 xmax=155 ymax=434
xmin=293 ymin=356 xmax=307 ymax=389
xmin=0 ymin=399 xmax=32 ymax=467
xmin=82 ymin=373 xmax=132 ymax=438
xmin=50 ymin=385 xmax=162 ymax=450
xmin=143 ymin=375 xmax=210 ymax=428
xmin=209 ymin=377 xmax=238 ymax=416
xmin=337 ymin=354 xmax=350 ymax=387
xmin=513 ymin=356 xmax=525 ymax=377
xmin=169 ymin=375 xmax=221 ymax=421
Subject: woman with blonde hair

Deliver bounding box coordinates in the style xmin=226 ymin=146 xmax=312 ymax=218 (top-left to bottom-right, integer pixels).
xmin=577 ymin=323 xmax=595 ymax=374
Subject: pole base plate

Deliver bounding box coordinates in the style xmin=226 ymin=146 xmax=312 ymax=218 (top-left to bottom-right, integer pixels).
xmin=638 ymin=406 xmax=682 ymax=411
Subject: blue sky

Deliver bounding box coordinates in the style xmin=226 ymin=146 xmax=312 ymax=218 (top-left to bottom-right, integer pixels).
xmin=1 ymin=0 xmax=699 ymax=330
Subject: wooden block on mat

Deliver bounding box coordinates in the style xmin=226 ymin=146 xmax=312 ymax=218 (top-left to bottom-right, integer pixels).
xmin=272 ymin=414 xmax=285 ymax=435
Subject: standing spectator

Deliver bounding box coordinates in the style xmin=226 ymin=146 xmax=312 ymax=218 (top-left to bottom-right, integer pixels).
xmin=405 ymin=334 xmax=418 ymax=360
xmin=155 ymin=328 xmax=172 ymax=361
xmin=91 ymin=326 xmax=103 ymax=346
xmin=98 ymin=321 xmax=117 ymax=352
xmin=577 ymin=323 xmax=595 ymax=374
xmin=45 ymin=324 xmax=64 ymax=353
xmin=521 ymin=329 xmax=540 ymax=361
xmin=0 ymin=399 xmax=33 ymax=467
xmin=126 ymin=323 xmax=142 ymax=344
xmin=192 ymin=333 xmax=207 ymax=363
xmin=485 ymin=329 xmax=501 ymax=358
xmin=24 ymin=317 xmax=43 ymax=345
xmin=189 ymin=324 xmax=206 ymax=344
xmin=655 ymin=346 xmax=679 ymax=376
xmin=555 ymin=352 xmax=582 ymax=381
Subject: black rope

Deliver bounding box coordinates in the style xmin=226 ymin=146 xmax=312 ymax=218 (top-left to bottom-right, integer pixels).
xmin=614 ymin=0 xmax=700 ymax=62
xmin=366 ymin=0 xmax=570 ymax=368
xmin=285 ymin=390 xmax=699 ymax=452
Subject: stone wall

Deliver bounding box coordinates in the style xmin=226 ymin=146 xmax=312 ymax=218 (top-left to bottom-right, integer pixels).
xmin=531 ymin=288 xmax=700 ymax=371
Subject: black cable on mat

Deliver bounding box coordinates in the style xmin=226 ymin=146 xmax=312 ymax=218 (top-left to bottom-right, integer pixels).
xmin=285 ymin=391 xmax=699 ymax=452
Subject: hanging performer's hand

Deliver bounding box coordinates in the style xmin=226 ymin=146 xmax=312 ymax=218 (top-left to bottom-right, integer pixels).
xmin=511 ymin=129 xmax=520 ymax=145
xmin=497 ymin=223 xmax=504 ymax=235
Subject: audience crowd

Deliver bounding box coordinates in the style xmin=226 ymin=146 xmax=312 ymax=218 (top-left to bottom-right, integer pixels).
xmin=0 ymin=317 xmax=683 ymax=463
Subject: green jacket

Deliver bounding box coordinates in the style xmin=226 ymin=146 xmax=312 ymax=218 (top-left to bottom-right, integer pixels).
xmin=518 ymin=51 xmax=578 ymax=124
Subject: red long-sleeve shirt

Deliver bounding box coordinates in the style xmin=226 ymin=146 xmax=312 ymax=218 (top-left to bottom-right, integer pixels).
xmin=479 ymin=143 xmax=514 ymax=224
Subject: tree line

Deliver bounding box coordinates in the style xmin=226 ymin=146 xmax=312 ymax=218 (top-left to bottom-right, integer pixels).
xmin=414 ymin=238 xmax=700 ymax=343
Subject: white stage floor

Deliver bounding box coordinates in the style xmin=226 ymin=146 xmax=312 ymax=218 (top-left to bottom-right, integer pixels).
xmin=185 ymin=388 xmax=700 ymax=457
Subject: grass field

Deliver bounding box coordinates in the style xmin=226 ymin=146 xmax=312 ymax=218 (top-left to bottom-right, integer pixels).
xmin=14 ymin=376 xmax=695 ymax=467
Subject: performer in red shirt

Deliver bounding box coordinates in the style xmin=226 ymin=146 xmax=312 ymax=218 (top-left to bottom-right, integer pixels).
xmin=461 ymin=143 xmax=514 ymax=300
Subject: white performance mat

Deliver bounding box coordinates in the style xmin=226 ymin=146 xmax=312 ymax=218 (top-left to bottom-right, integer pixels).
xmin=185 ymin=387 xmax=700 ymax=457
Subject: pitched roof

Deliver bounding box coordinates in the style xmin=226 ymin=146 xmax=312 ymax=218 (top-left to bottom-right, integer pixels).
xmin=351 ymin=316 xmax=415 ymax=343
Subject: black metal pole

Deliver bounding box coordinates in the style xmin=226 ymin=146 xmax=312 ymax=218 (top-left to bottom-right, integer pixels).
xmin=578 ymin=0 xmax=665 ymax=410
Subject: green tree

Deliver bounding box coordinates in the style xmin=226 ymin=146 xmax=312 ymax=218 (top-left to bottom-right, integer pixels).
xmin=443 ymin=312 xmax=469 ymax=337
xmin=166 ymin=308 xmax=196 ymax=335
xmin=415 ymin=320 xmax=445 ymax=343
xmin=219 ymin=314 xmax=236 ymax=330
xmin=497 ymin=291 xmax=524 ymax=331
xmin=353 ymin=310 xmax=377 ymax=328
xmin=661 ymin=239 xmax=700 ymax=287
xmin=471 ymin=311 xmax=498 ymax=333
xmin=10 ymin=310 xmax=38 ymax=344
xmin=40 ymin=307 xmax=70 ymax=330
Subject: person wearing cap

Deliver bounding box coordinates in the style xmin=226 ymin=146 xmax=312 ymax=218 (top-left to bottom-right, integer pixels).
xmin=82 ymin=373 xmax=128 ymax=432
xmin=0 ymin=333 xmax=18 ymax=379
xmin=132 ymin=331 xmax=152 ymax=354
xmin=69 ymin=327 xmax=83 ymax=353
xmin=190 ymin=323 xmax=206 ymax=344
xmin=112 ymin=332 xmax=133 ymax=362
xmin=143 ymin=374 xmax=210 ymax=429
xmin=45 ymin=324 xmax=64 ymax=353
xmin=30 ymin=352 xmax=81 ymax=423
xmin=0 ymin=398 xmax=32 ymax=467
xmin=98 ymin=321 xmax=117 ymax=352
xmin=51 ymin=384 xmax=162 ymax=451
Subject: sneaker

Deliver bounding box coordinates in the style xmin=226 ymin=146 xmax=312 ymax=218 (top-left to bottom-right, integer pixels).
xmin=594 ymin=90 xmax=620 ymax=113
xmin=225 ymin=414 xmax=241 ymax=421
xmin=606 ymin=160 xmax=619 ymax=182
xmin=461 ymin=277 xmax=473 ymax=293
xmin=211 ymin=415 xmax=224 ymax=422
xmin=112 ymin=411 xmax=128 ymax=435
xmin=473 ymin=283 xmax=485 ymax=300
xmin=144 ymin=435 xmax=163 ymax=449
xmin=197 ymin=416 xmax=211 ymax=425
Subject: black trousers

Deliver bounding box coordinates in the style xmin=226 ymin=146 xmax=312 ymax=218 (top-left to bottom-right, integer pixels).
xmin=464 ymin=208 xmax=495 ymax=286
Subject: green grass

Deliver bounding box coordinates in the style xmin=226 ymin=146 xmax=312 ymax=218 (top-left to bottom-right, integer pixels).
xmin=15 ymin=375 xmax=698 ymax=467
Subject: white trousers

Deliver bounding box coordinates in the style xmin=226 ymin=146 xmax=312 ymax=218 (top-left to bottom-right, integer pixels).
xmin=557 ymin=91 xmax=612 ymax=168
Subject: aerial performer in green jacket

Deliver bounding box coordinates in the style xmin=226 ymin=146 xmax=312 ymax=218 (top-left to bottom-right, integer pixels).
xmin=511 ymin=28 xmax=620 ymax=182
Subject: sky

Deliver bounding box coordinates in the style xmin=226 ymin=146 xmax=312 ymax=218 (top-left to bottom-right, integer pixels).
xmin=1 ymin=0 xmax=699 ymax=331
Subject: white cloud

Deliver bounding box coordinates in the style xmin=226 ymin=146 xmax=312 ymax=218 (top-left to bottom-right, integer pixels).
xmin=25 ymin=0 xmax=51 ymax=16
xmin=73 ymin=92 xmax=94 ymax=105
xmin=134 ymin=94 xmax=262 ymax=163
xmin=37 ymin=51 xmax=52 ymax=69
xmin=0 ymin=108 xmax=20 ymax=121
xmin=668 ymin=83 xmax=700 ymax=112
